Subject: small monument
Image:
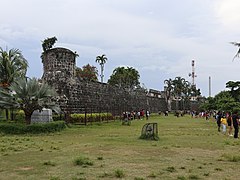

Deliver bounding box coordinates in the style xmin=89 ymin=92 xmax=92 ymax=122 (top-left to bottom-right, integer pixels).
xmin=31 ymin=108 xmax=53 ymax=123
xmin=140 ymin=123 xmax=159 ymax=140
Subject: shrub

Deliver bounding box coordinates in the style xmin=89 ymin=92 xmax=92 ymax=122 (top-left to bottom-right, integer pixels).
xmin=165 ymin=166 xmax=177 ymax=173
xmin=15 ymin=110 xmax=25 ymax=122
xmin=114 ymin=169 xmax=125 ymax=178
xmin=52 ymin=114 xmax=62 ymax=121
xmin=188 ymin=175 xmax=200 ymax=179
xmin=222 ymin=153 xmax=240 ymax=162
xmin=134 ymin=177 xmax=145 ymax=180
xmin=97 ymin=156 xmax=103 ymax=160
xmin=0 ymin=121 xmax=66 ymax=134
xmin=43 ymin=161 xmax=56 ymax=166
xmin=74 ymin=156 xmax=94 ymax=167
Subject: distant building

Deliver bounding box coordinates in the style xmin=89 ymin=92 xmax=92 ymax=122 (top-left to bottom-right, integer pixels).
xmin=147 ymin=89 xmax=163 ymax=98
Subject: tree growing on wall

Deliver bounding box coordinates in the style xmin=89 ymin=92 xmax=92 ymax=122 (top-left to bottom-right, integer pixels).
xmin=42 ymin=37 xmax=58 ymax=52
xmin=108 ymin=66 xmax=140 ymax=91
xmin=95 ymin=54 xmax=107 ymax=83
xmin=76 ymin=64 xmax=98 ymax=82
xmin=0 ymin=77 xmax=60 ymax=124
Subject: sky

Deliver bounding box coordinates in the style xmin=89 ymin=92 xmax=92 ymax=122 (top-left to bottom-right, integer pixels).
xmin=1 ymin=0 xmax=240 ymax=97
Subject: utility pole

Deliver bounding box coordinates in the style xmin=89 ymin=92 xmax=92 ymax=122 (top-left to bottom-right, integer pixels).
xmin=209 ymin=76 xmax=211 ymax=97
xmin=189 ymin=59 xmax=197 ymax=87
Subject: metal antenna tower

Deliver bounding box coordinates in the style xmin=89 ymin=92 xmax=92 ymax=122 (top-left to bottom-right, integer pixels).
xmin=188 ymin=59 xmax=197 ymax=87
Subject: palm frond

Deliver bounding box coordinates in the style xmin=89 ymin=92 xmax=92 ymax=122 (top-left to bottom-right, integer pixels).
xmin=230 ymin=42 xmax=240 ymax=61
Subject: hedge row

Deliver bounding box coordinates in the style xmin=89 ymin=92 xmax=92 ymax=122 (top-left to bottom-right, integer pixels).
xmin=0 ymin=121 xmax=66 ymax=134
xmin=53 ymin=113 xmax=114 ymax=123
xmin=69 ymin=113 xmax=114 ymax=123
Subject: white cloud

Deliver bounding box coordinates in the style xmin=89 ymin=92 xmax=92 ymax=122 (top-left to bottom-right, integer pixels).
xmin=214 ymin=0 xmax=240 ymax=32
xmin=0 ymin=0 xmax=240 ymax=97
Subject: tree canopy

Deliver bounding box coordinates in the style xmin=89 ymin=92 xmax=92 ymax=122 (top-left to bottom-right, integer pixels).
xmin=76 ymin=64 xmax=98 ymax=82
xmin=108 ymin=66 xmax=140 ymax=90
xmin=200 ymin=81 xmax=240 ymax=112
xmin=226 ymin=80 xmax=240 ymax=101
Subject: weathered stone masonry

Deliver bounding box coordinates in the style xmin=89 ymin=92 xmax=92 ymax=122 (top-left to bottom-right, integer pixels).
xmin=41 ymin=47 xmax=169 ymax=115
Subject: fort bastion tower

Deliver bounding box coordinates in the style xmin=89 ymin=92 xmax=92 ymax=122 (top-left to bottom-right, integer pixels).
xmin=41 ymin=47 xmax=78 ymax=113
xmin=41 ymin=47 xmax=77 ymax=83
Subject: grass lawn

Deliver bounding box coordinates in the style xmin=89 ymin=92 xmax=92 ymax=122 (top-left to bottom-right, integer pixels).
xmin=0 ymin=114 xmax=240 ymax=180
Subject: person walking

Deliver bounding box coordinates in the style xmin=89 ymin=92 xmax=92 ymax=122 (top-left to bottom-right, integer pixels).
xmin=232 ymin=111 xmax=239 ymax=139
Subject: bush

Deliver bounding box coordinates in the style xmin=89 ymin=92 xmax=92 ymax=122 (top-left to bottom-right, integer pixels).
xmin=70 ymin=113 xmax=113 ymax=123
xmin=52 ymin=113 xmax=65 ymax=121
xmin=74 ymin=156 xmax=94 ymax=166
xmin=0 ymin=121 xmax=66 ymax=134
xmin=222 ymin=153 xmax=240 ymax=162
xmin=15 ymin=110 xmax=25 ymax=122
xmin=114 ymin=169 xmax=125 ymax=178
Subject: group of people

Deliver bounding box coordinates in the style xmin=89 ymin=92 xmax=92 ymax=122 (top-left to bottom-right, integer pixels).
xmin=215 ymin=111 xmax=239 ymax=139
xmin=122 ymin=109 xmax=150 ymax=121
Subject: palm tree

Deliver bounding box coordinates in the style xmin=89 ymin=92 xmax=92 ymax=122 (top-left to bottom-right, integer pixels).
xmin=0 ymin=48 xmax=28 ymax=87
xmin=230 ymin=42 xmax=240 ymax=60
xmin=164 ymin=78 xmax=173 ymax=111
xmin=181 ymin=80 xmax=191 ymax=110
xmin=172 ymin=77 xmax=187 ymax=110
xmin=0 ymin=47 xmax=28 ymax=120
xmin=0 ymin=77 xmax=60 ymax=124
xmin=95 ymin=54 xmax=107 ymax=83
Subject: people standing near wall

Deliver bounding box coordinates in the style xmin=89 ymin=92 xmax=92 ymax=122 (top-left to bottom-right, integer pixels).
xmin=227 ymin=112 xmax=233 ymax=136
xmin=140 ymin=109 xmax=144 ymax=120
xmin=146 ymin=110 xmax=150 ymax=120
xmin=165 ymin=111 xmax=168 ymax=116
xmin=137 ymin=111 xmax=140 ymax=120
xmin=221 ymin=115 xmax=227 ymax=135
xmin=232 ymin=111 xmax=239 ymax=139
xmin=216 ymin=111 xmax=222 ymax=132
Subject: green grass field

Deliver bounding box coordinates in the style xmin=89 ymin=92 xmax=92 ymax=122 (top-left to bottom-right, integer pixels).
xmin=0 ymin=114 xmax=240 ymax=180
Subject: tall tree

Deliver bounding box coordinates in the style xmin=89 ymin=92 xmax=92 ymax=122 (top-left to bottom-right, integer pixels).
xmin=75 ymin=64 xmax=98 ymax=81
xmin=172 ymin=77 xmax=187 ymax=110
xmin=95 ymin=54 xmax=107 ymax=83
xmin=164 ymin=78 xmax=173 ymax=111
xmin=0 ymin=77 xmax=60 ymax=124
xmin=108 ymin=66 xmax=140 ymax=91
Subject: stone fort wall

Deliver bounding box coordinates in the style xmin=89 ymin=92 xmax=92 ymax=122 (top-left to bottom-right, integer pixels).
xmin=41 ymin=47 xmax=197 ymax=115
